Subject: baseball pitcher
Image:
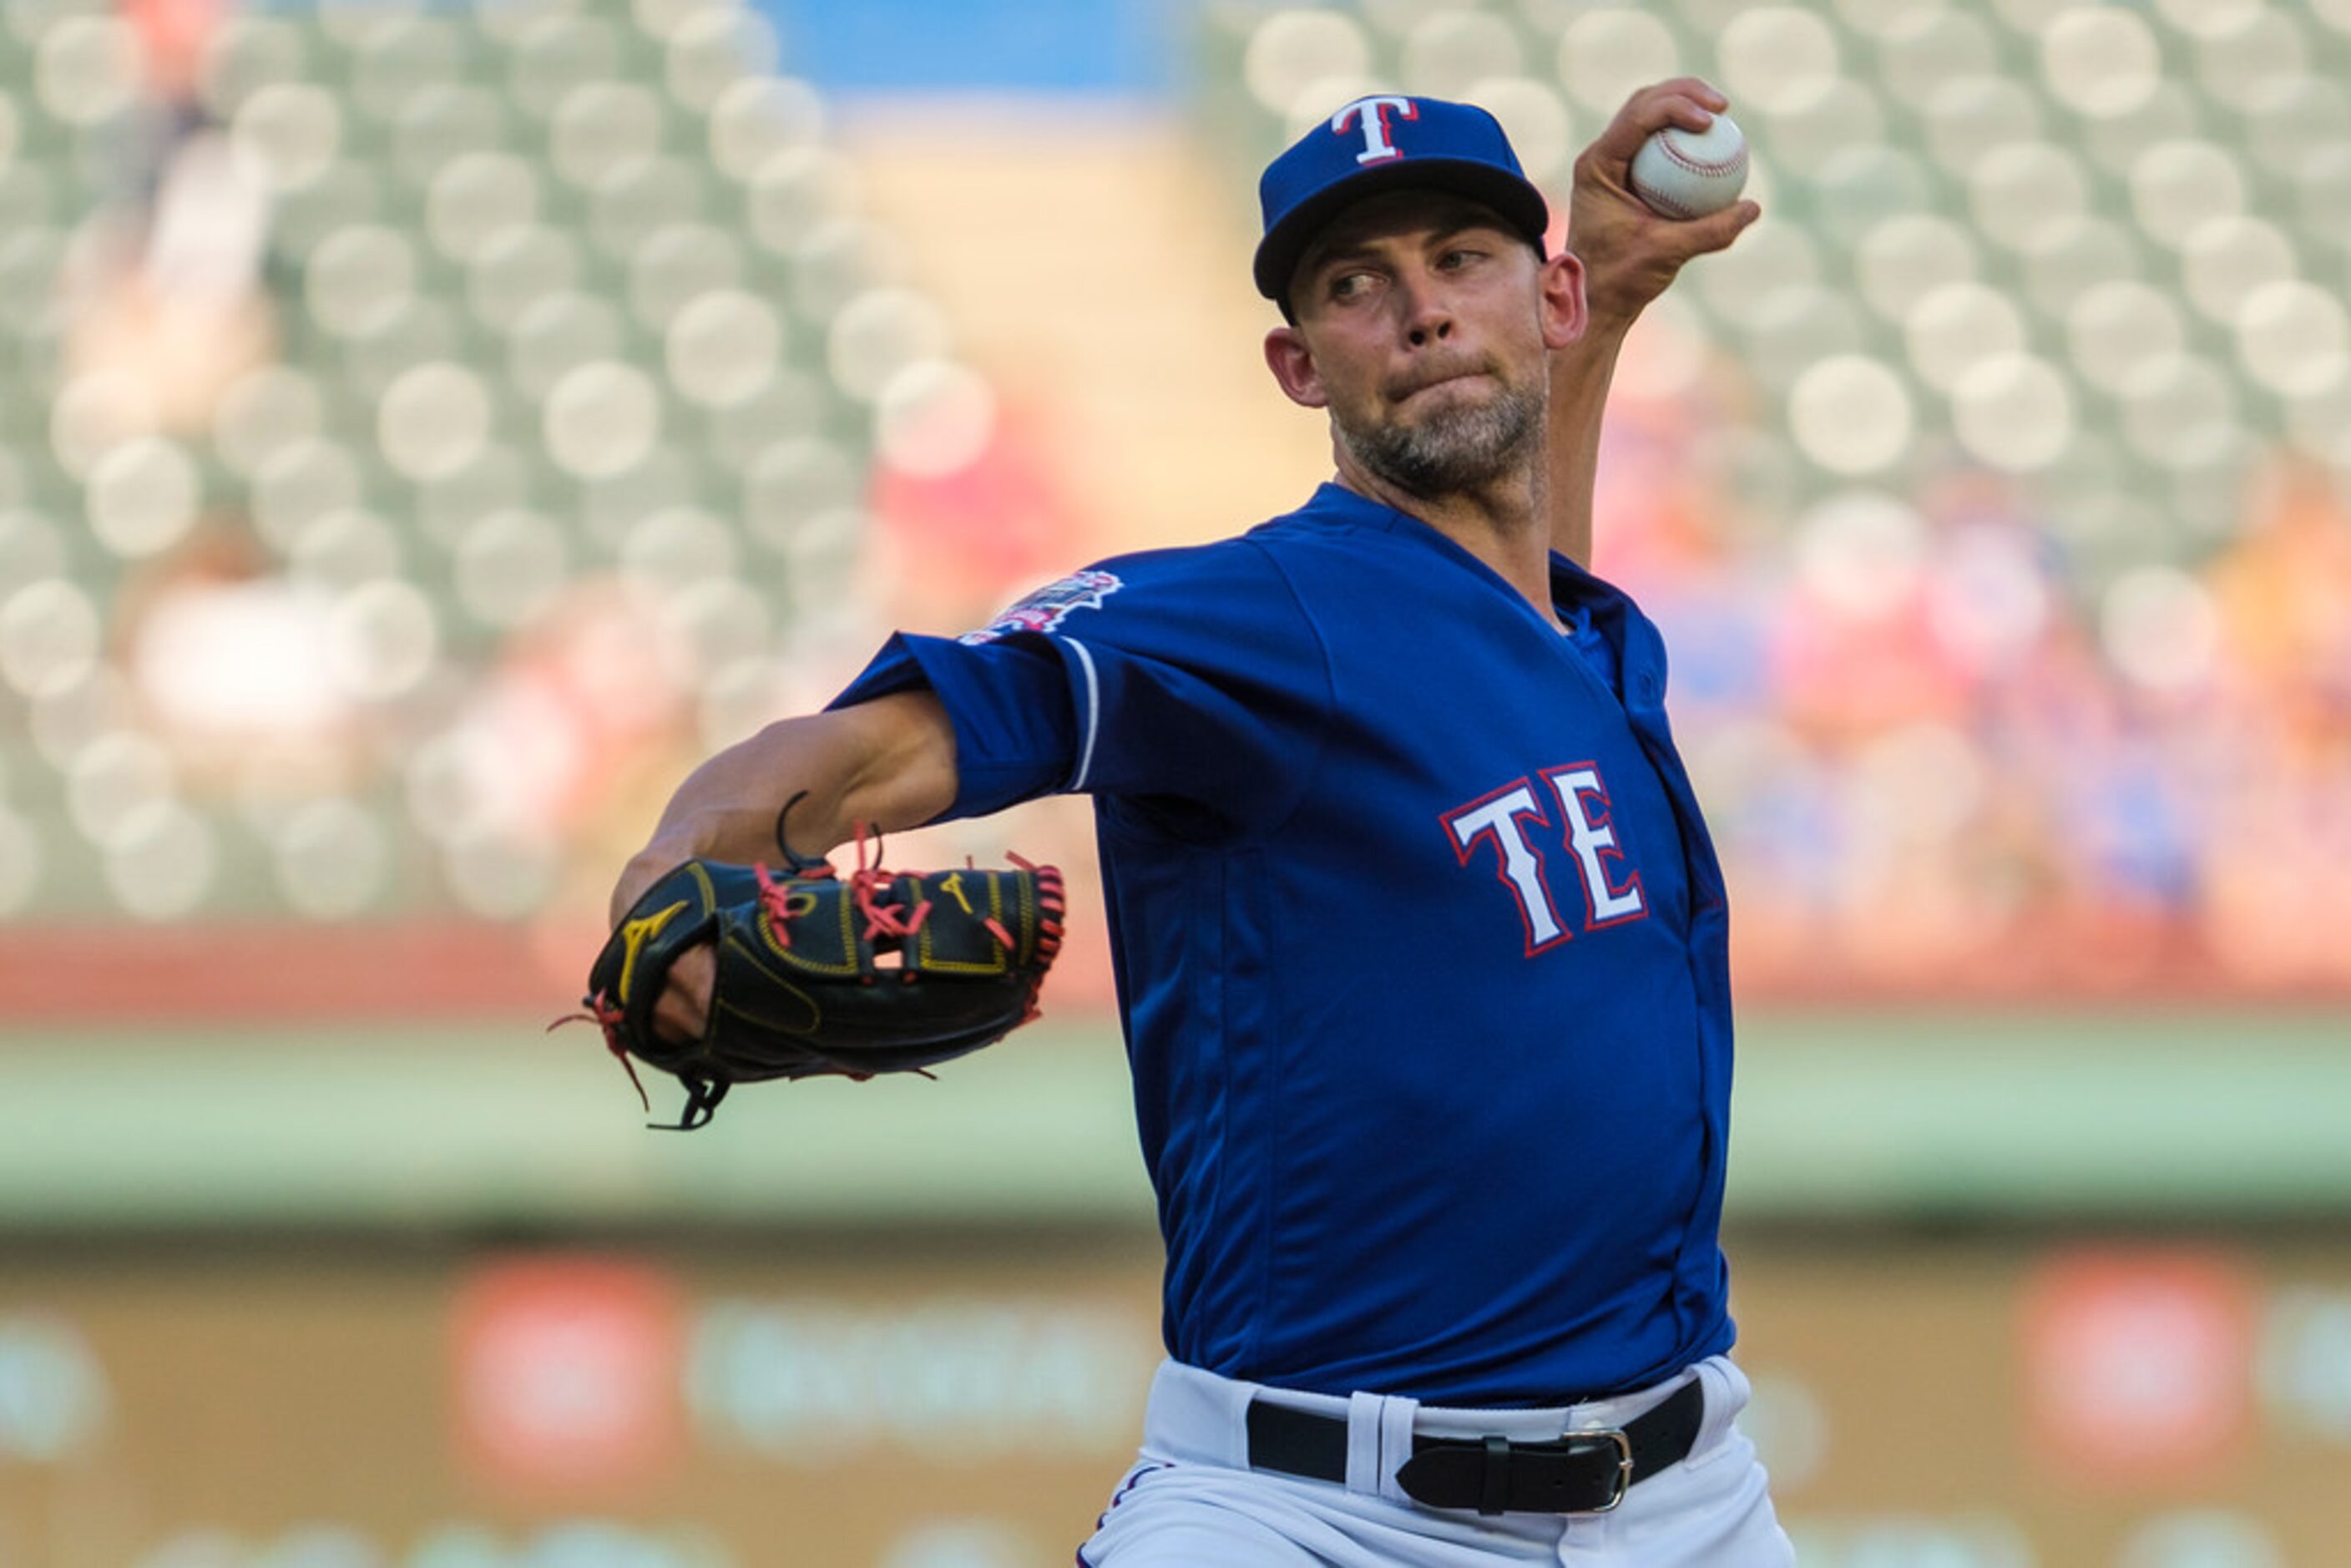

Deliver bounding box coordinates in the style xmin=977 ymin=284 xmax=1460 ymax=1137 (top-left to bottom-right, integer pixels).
xmin=594 ymin=82 xmax=1782 ymax=1565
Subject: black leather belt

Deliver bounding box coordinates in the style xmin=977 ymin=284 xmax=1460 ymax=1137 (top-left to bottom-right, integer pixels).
xmin=1244 ymin=1376 xmax=1705 ymax=1516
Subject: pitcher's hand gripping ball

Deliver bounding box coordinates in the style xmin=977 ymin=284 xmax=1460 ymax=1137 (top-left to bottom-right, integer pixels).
xmin=569 ymin=824 xmax=1065 ymax=1130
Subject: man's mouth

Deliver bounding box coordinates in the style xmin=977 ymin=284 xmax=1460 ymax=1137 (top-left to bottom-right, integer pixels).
xmin=1393 ymin=369 xmax=1487 ymax=403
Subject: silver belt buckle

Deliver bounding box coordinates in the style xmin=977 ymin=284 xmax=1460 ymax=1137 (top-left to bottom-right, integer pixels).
xmin=1580 ymin=1428 xmax=1635 ymax=1512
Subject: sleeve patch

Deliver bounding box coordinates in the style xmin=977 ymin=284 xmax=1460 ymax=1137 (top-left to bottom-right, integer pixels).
xmin=958 ymin=569 xmax=1123 ymax=645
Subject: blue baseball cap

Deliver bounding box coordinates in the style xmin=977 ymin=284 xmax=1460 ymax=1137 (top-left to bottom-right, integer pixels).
xmin=1254 ymin=95 xmax=1550 ymax=307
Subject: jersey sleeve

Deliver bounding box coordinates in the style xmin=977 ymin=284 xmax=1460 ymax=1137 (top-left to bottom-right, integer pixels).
xmin=828 ymin=540 xmax=1332 ymax=838
xmin=829 ymin=630 xmax=1080 ymax=820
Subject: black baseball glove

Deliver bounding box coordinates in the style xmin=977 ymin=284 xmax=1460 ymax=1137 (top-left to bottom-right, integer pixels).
xmin=568 ymin=829 xmax=1065 ymax=1130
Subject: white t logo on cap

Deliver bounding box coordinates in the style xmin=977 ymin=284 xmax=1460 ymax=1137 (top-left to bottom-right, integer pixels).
xmin=1332 ymin=96 xmax=1418 ymax=164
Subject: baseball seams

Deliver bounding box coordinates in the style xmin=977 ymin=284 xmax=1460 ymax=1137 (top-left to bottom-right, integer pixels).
xmin=1657 ymin=137 xmax=1747 ymax=179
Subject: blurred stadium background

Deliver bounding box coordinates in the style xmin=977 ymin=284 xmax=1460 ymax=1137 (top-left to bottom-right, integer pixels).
xmin=1 ymin=0 xmax=2348 ymax=1561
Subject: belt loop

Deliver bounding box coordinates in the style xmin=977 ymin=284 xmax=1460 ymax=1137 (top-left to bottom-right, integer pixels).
xmin=1692 ymin=1356 xmax=1746 ymax=1460
xmin=1376 ymin=1392 xmax=1418 ymax=1505
xmin=1479 ymin=1434 xmax=1511 ymax=1516
xmin=1344 ymin=1391 xmax=1385 ymax=1496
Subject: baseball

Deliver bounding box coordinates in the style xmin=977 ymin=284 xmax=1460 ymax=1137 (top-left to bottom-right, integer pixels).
xmin=1628 ymin=114 xmax=1749 ymax=220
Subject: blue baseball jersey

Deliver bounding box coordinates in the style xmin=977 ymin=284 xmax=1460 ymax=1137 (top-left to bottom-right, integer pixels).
xmin=832 ymin=482 xmax=1736 ymax=1407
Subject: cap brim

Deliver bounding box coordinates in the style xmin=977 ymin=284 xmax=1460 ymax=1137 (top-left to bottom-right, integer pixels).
xmin=1253 ymin=159 xmax=1550 ymax=303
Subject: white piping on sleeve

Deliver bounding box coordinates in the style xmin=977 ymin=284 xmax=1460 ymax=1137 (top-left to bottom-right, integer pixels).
xmin=1064 ymin=636 xmax=1101 ymax=792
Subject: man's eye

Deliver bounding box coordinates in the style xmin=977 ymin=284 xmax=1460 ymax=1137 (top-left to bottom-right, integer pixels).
xmin=1438 ymin=247 xmax=1484 ymax=270
xmin=1331 ymin=272 xmax=1373 ymax=301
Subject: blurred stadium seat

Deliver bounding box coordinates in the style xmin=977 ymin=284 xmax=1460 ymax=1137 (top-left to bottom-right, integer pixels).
xmin=0 ymin=0 xmax=931 ymax=935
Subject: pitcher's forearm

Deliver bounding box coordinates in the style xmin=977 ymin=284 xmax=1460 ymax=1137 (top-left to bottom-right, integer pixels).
xmin=639 ymin=721 xmax=864 ymax=864
xmin=1545 ymin=318 xmax=1631 ymax=570
xmin=614 ymin=692 xmax=957 ymax=922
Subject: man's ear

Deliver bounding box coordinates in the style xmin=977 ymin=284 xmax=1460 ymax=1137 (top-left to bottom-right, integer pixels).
xmin=1539 ymin=250 xmax=1588 ymax=351
xmin=1264 ymin=326 xmax=1330 ymax=410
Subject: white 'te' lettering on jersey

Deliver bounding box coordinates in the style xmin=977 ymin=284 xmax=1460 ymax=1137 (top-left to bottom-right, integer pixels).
xmin=1445 ymin=781 xmax=1565 ymax=953
xmin=1546 ymin=764 xmax=1648 ymax=928
xmin=1446 ymin=765 xmax=1648 ymax=954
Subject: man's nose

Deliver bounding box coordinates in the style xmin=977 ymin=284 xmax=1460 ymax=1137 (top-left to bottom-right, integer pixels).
xmin=1400 ymin=276 xmax=1454 ymax=346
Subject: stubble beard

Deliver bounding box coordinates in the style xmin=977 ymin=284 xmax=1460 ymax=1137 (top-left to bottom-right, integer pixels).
xmin=1337 ymin=377 xmax=1547 ymax=502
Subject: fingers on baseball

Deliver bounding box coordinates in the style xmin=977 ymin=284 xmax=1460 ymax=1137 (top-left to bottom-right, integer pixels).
xmin=1625 ymin=78 xmax=1728 ymax=129
xmin=1641 ymin=76 xmax=1728 ymax=114
xmin=1650 ymin=93 xmax=1727 ymax=139
xmin=1588 ymin=80 xmax=1727 ymax=169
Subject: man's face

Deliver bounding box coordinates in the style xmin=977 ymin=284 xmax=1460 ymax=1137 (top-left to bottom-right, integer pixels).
xmin=1268 ymin=190 xmax=1562 ymax=500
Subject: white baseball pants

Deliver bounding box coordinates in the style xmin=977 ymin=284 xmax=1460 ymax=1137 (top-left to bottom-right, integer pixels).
xmin=1077 ymin=1356 xmax=1793 ymax=1567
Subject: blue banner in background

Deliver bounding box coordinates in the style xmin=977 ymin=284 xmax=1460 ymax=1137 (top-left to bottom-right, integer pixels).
xmin=760 ymin=0 xmax=1186 ymax=95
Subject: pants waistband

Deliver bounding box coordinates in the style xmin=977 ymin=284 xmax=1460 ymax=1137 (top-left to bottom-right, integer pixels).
xmin=1140 ymin=1356 xmax=1750 ymax=1512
